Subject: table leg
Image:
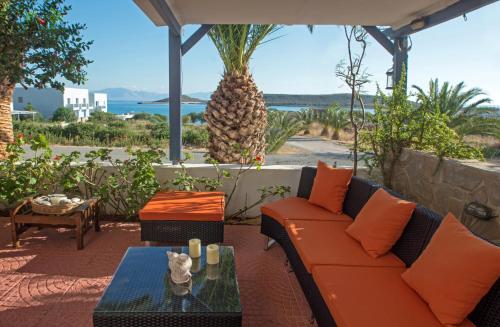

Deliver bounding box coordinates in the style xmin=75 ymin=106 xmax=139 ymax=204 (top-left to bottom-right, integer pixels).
xmin=11 ymin=222 xmax=20 ymax=248
xmin=76 ymin=215 xmax=84 ymax=250
xmin=94 ymin=203 xmax=100 ymax=232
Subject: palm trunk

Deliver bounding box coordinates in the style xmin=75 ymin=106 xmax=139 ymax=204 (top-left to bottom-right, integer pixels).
xmin=205 ymin=67 xmax=267 ymax=163
xmin=331 ymin=129 xmax=340 ymax=140
xmin=0 ymin=81 xmax=15 ymax=160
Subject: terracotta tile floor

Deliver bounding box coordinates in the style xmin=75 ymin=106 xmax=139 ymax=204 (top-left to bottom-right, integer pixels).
xmin=0 ymin=218 xmax=316 ymax=327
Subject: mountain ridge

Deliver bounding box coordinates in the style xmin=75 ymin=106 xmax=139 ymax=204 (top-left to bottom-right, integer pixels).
xmin=98 ymin=88 xmax=377 ymax=107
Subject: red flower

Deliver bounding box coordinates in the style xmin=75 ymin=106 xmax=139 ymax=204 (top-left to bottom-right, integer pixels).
xmin=17 ymin=133 xmax=24 ymax=139
xmin=37 ymin=17 xmax=47 ymax=26
xmin=54 ymin=155 xmax=61 ymax=161
xmin=255 ymin=155 xmax=262 ymax=162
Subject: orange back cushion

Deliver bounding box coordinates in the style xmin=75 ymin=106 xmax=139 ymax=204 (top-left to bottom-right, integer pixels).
xmin=401 ymin=213 xmax=500 ymax=325
xmin=308 ymin=161 xmax=353 ymax=214
xmin=346 ymin=188 xmax=416 ymax=258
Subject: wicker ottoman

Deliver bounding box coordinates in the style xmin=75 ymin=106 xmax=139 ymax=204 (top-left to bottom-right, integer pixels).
xmin=139 ymin=191 xmax=225 ymax=244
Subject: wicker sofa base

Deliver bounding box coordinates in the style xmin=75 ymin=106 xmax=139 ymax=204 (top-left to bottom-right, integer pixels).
xmin=93 ymin=312 xmax=242 ymax=327
xmin=141 ymin=220 xmax=224 ymax=244
xmin=261 ymin=215 xmax=336 ymax=327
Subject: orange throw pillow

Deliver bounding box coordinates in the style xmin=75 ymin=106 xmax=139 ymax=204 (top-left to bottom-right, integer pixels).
xmin=401 ymin=213 xmax=500 ymax=325
xmin=346 ymin=188 xmax=416 ymax=258
xmin=308 ymin=161 xmax=353 ymax=214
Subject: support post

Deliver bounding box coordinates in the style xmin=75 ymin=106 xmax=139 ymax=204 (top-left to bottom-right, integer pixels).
xmin=392 ymin=36 xmax=408 ymax=90
xmin=169 ymin=27 xmax=182 ymax=163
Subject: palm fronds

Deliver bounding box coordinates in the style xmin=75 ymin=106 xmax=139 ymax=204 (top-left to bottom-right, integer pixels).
xmin=412 ymin=79 xmax=497 ymax=137
xmin=266 ymin=110 xmax=303 ymax=153
xmin=208 ymin=25 xmax=282 ymax=74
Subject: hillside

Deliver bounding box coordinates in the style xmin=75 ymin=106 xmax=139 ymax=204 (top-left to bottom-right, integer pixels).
xmin=264 ymin=93 xmax=376 ymax=108
xmin=142 ymin=95 xmax=206 ymax=104
xmin=96 ymin=88 xmax=166 ymax=101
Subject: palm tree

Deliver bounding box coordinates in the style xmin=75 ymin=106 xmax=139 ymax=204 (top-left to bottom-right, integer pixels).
xmin=266 ymin=110 xmax=303 ymax=153
xmin=323 ymin=105 xmax=350 ymax=140
xmin=205 ymin=25 xmax=281 ymax=163
xmin=297 ymin=108 xmax=317 ymax=135
xmin=413 ymin=79 xmax=498 ymax=137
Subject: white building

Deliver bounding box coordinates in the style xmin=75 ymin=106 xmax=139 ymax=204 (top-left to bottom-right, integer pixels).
xmin=13 ymin=87 xmax=107 ymax=121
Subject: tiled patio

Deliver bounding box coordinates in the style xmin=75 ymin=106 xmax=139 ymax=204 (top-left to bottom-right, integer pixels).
xmin=0 ymin=218 xmax=315 ymax=327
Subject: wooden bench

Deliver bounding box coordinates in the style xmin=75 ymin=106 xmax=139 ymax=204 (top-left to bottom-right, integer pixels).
xmin=11 ymin=198 xmax=100 ymax=250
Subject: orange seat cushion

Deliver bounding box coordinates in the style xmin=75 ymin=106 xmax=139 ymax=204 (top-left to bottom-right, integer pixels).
xmin=402 ymin=213 xmax=500 ymax=325
xmin=260 ymin=197 xmax=353 ymax=226
xmin=312 ymin=265 xmax=475 ymax=327
xmin=308 ymin=161 xmax=353 ymax=214
xmin=285 ymin=220 xmax=404 ymax=273
xmin=346 ymin=188 xmax=416 ymax=258
xmin=139 ymin=191 xmax=225 ymax=221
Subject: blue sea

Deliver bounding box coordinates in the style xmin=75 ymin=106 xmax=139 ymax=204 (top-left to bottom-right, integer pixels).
xmin=108 ymin=100 xmax=307 ymax=116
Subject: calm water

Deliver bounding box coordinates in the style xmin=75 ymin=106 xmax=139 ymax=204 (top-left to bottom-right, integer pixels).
xmin=108 ymin=100 xmax=306 ymax=116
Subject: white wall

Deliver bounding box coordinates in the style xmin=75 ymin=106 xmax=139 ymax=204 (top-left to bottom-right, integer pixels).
xmin=90 ymin=93 xmax=108 ymax=112
xmin=13 ymin=88 xmax=63 ymax=118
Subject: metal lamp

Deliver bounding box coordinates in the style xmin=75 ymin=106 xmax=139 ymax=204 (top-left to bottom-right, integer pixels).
xmin=386 ymin=67 xmax=394 ymax=90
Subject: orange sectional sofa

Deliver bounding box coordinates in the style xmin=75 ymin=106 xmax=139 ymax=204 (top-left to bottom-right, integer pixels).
xmin=260 ymin=167 xmax=499 ymax=327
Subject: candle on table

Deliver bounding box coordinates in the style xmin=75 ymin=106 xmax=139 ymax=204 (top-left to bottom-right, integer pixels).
xmin=189 ymin=239 xmax=201 ymax=258
xmin=206 ymin=244 xmax=219 ymax=265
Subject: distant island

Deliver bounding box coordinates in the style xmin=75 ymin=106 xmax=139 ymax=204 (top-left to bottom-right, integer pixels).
xmin=264 ymin=93 xmax=376 ymax=108
xmin=137 ymin=93 xmax=377 ymax=108
xmin=97 ymin=87 xmax=379 ymax=108
xmin=138 ymin=95 xmax=206 ymax=104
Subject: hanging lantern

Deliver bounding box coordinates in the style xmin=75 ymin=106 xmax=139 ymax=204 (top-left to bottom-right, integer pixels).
xmin=386 ymin=67 xmax=394 ymax=90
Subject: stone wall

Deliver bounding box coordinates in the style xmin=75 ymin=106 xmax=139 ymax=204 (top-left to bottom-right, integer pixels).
xmin=392 ymin=148 xmax=500 ymax=244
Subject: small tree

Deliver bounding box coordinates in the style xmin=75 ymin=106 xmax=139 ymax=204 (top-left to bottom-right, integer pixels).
xmin=24 ymin=103 xmax=35 ymax=111
xmin=335 ymin=26 xmax=370 ymax=175
xmin=52 ymin=106 xmax=76 ymax=122
xmin=361 ymin=72 xmax=483 ymax=188
xmin=0 ymin=0 xmax=92 ymax=158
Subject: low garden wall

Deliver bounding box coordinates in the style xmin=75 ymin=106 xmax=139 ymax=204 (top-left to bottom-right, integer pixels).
xmin=391 ymin=149 xmax=500 ymax=244
xmin=101 ymin=164 xmax=304 ymax=219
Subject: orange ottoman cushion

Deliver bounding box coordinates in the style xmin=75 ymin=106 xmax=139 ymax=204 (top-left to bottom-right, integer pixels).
xmin=402 ymin=213 xmax=500 ymax=325
xmin=139 ymin=191 xmax=225 ymax=221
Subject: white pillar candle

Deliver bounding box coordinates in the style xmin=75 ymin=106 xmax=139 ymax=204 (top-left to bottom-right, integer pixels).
xmin=206 ymin=244 xmax=219 ymax=265
xmin=188 ymin=239 xmax=201 ymax=258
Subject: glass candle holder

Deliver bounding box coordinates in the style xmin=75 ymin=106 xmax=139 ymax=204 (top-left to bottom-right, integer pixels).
xmin=188 ymin=238 xmax=201 ymax=258
xmin=206 ymin=244 xmax=219 ymax=265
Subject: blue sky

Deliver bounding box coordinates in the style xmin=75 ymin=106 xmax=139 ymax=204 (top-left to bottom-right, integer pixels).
xmin=67 ymin=0 xmax=500 ymax=104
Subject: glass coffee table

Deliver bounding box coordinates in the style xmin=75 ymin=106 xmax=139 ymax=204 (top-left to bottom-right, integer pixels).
xmin=93 ymin=246 xmax=242 ymax=327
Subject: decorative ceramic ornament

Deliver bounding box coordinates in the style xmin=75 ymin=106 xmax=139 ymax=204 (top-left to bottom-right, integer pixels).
xmin=167 ymin=251 xmax=192 ymax=284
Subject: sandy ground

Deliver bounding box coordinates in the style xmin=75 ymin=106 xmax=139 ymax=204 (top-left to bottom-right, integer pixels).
xmin=22 ymin=135 xmax=359 ymax=167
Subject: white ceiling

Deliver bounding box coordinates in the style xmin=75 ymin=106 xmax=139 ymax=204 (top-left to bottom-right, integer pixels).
xmin=134 ymin=0 xmax=458 ymax=29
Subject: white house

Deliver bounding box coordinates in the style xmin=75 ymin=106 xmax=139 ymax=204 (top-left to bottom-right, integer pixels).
xmin=13 ymin=87 xmax=107 ymax=121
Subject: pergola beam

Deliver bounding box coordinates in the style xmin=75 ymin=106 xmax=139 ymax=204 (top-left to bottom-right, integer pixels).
xmin=362 ymin=26 xmax=394 ymax=54
xmin=391 ymin=0 xmax=498 ymax=37
xmin=150 ymin=0 xmax=181 ymax=35
xmin=181 ymin=24 xmax=214 ymax=55
xmin=169 ymin=27 xmax=182 ymax=163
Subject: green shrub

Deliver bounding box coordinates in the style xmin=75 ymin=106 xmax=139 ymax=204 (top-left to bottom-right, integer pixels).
xmin=183 ymin=127 xmax=209 ymax=147
xmin=147 ymin=122 xmax=169 ymax=140
xmin=89 ymin=111 xmax=117 ymax=123
xmin=52 ymin=107 xmax=77 ymax=122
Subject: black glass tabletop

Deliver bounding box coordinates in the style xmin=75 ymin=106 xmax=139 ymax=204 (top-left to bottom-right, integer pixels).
xmin=94 ymin=246 xmax=241 ymax=315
